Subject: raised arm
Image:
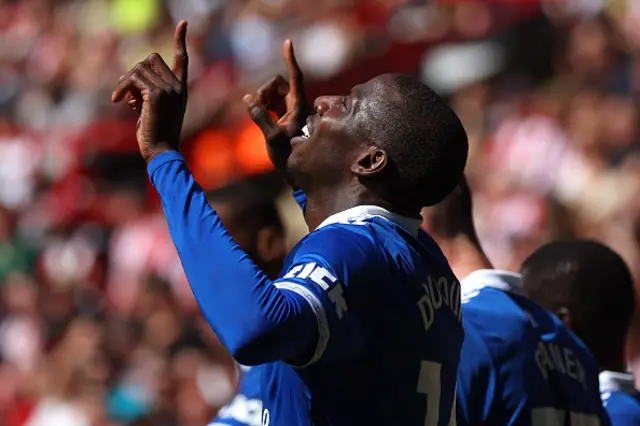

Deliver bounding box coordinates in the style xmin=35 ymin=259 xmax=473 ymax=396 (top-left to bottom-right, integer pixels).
xmin=111 ymin=23 xmax=317 ymax=365
xmin=243 ymin=41 xmax=309 ymax=187
xmin=110 ymin=23 xmax=363 ymax=367
xmin=147 ymin=152 xmax=319 ymax=365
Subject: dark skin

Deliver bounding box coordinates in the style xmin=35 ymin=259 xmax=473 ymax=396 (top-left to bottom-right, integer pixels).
xmin=420 ymin=176 xmax=493 ymax=278
xmin=111 ymin=21 xmax=189 ymax=161
xmin=423 ymin=225 xmax=493 ymax=280
xmin=245 ymin=52 xmax=419 ymax=227
xmin=113 ymin=22 xmax=409 ymax=230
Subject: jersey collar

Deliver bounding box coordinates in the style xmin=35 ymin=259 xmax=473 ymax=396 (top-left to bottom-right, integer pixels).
xmin=316 ymin=205 xmax=422 ymax=236
xmin=461 ymin=269 xmax=525 ymax=297
xmin=600 ymin=370 xmax=637 ymax=395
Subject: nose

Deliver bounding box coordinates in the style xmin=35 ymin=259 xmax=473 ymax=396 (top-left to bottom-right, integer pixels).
xmin=313 ymin=96 xmax=342 ymax=116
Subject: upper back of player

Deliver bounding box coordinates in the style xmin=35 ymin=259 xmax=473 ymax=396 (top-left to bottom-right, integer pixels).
xmin=262 ymin=207 xmax=463 ymax=426
xmin=600 ymin=370 xmax=640 ymax=426
xmin=458 ymin=269 xmax=608 ymax=426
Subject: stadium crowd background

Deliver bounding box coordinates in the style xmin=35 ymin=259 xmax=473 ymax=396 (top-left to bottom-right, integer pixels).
xmin=0 ymin=0 xmax=640 ymax=425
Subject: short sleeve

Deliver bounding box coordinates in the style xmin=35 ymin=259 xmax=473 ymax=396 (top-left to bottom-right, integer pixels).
xmin=273 ymin=224 xmax=382 ymax=366
xmin=456 ymin=322 xmax=497 ymax=426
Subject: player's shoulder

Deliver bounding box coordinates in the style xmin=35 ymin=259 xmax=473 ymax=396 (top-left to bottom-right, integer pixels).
xmin=299 ymin=220 xmax=378 ymax=252
xmin=289 ymin=220 xmax=382 ymax=275
xmin=292 ymin=205 xmax=424 ymax=264
xmin=460 ymin=269 xmax=564 ymax=353
xmin=601 ymin=371 xmax=640 ymax=423
xmin=604 ymin=389 xmax=640 ymax=411
xmin=460 ymin=269 xmax=530 ymax=326
xmin=461 ymin=269 xmax=523 ymax=301
xmin=604 ymin=391 xmax=640 ymax=426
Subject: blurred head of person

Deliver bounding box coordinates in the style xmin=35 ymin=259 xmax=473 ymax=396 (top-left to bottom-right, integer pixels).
xmin=521 ymin=240 xmax=635 ymax=372
xmin=135 ymin=276 xmax=178 ymax=318
xmin=422 ymin=176 xmax=493 ymax=279
xmin=206 ymin=173 xmax=287 ymax=279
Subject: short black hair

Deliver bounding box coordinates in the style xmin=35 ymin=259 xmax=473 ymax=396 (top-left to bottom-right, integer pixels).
xmin=367 ymin=74 xmax=468 ymax=209
xmin=206 ymin=172 xmax=285 ymax=232
xmin=426 ymin=175 xmax=476 ymax=241
xmin=521 ymin=240 xmax=636 ymax=368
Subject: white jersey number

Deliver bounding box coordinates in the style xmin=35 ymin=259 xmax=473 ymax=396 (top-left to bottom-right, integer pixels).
xmin=417 ymin=360 xmax=456 ymax=426
xmin=214 ymin=395 xmax=262 ymax=426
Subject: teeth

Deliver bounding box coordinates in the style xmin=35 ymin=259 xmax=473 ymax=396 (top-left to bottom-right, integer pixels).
xmin=301 ymin=125 xmax=310 ymax=139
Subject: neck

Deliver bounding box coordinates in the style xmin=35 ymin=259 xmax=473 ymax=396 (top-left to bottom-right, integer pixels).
xmin=304 ymin=188 xmax=359 ymax=230
xmin=441 ymin=235 xmax=493 ymax=278
xmin=303 ymin=186 xmax=411 ymax=230
xmin=465 ymin=236 xmax=494 ymax=270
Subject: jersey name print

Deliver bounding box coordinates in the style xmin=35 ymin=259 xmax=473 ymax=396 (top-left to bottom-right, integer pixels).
xmin=457 ymin=269 xmax=610 ymax=426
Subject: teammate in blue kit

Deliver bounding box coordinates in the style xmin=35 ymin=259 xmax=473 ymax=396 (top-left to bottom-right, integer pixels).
xmin=522 ymin=240 xmax=640 ymax=426
xmin=112 ymin=21 xmax=468 ymax=426
xmin=211 ymin=365 xmax=262 ymax=426
xmin=204 ymin=177 xmax=286 ymax=426
xmin=424 ymin=178 xmax=610 ymax=426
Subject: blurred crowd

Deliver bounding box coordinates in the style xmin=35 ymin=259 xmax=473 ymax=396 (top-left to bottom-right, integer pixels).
xmin=1 ymin=0 xmax=640 ymax=425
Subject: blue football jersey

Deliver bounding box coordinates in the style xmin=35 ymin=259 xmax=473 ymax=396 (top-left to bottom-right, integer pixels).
xmin=260 ymin=205 xmax=464 ymax=425
xmin=600 ymin=371 xmax=640 ymax=426
xmin=457 ymin=269 xmax=610 ymax=426
xmin=210 ymin=366 xmax=262 ymax=426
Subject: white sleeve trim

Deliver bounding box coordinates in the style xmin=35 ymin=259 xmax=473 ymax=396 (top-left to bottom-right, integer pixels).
xmin=274 ymin=281 xmax=330 ymax=367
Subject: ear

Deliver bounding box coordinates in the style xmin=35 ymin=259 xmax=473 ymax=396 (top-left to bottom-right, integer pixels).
xmin=555 ymin=307 xmax=572 ymax=330
xmin=351 ymin=148 xmax=387 ymax=177
xmin=256 ymin=225 xmax=286 ymax=264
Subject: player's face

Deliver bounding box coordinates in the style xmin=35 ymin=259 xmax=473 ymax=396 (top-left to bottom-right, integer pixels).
xmin=287 ymin=75 xmax=392 ymax=189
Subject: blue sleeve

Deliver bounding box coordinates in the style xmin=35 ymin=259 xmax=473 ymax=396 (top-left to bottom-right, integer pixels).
xmin=148 ymin=152 xmax=375 ymax=366
xmin=148 ymin=152 xmax=317 ymax=365
xmin=275 ymin=223 xmax=382 ymax=365
xmin=604 ymin=393 xmax=640 ymax=426
xmin=456 ymin=323 xmax=497 ymax=426
xmin=211 ymin=368 xmax=262 ymax=426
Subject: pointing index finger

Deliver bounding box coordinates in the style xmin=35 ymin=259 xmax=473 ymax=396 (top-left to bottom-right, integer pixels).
xmin=172 ymin=20 xmax=189 ymax=85
xmin=283 ymin=40 xmax=303 ymax=92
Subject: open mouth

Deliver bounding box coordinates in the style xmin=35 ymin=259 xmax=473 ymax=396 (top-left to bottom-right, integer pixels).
xmin=301 ymin=124 xmax=311 ymax=139
xmin=299 ymin=117 xmax=315 ymax=141
xmin=292 ymin=117 xmax=316 ymax=144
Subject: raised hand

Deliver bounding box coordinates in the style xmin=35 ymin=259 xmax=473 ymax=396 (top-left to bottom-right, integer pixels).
xmin=112 ymin=21 xmax=189 ymax=163
xmin=243 ymin=40 xmax=309 ymax=173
